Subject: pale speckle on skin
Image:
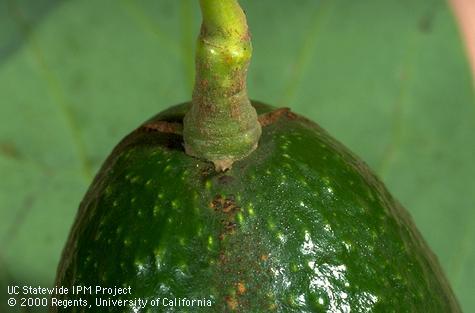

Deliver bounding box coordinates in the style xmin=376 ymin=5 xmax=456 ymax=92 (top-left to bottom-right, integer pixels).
xmin=291 ymin=263 xmax=299 ymax=272
xmin=145 ymin=179 xmax=153 ymax=186
xmin=113 ymin=200 xmax=118 ymax=207
xmin=205 ymin=180 xmax=212 ymax=190
xmin=172 ymin=200 xmax=179 ymax=209
xmin=179 ymin=237 xmax=186 ymax=245
xmin=207 ymin=236 xmax=214 ymax=250
xmin=282 ymin=163 xmax=292 ymax=170
xmin=248 ymin=204 xmax=255 ymax=216
xmin=283 ymin=153 xmax=290 ymax=159
xmin=179 ymin=262 xmax=188 ymax=272
xmin=371 ymin=231 xmax=378 ymax=239
xmin=237 ymin=212 xmax=244 ymax=224
xmin=181 ymin=170 xmax=189 ymax=180
xmin=124 ymin=238 xmax=132 ymax=246
xmin=153 ymin=205 xmax=160 ymax=217
xmin=158 ymin=193 xmax=164 ymax=200
xmin=267 ymin=220 xmax=276 ymax=230
xmin=131 ymin=197 xmax=136 ymax=204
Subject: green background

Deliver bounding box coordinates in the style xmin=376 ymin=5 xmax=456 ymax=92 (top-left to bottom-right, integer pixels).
xmin=1 ymin=0 xmax=474 ymax=312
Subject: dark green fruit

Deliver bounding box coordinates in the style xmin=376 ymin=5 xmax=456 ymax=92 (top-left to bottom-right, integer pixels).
xmin=54 ymin=1 xmax=461 ymax=311
xmin=53 ymin=102 xmax=460 ymax=312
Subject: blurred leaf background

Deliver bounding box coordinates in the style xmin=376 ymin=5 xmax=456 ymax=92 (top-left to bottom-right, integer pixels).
xmin=1 ymin=0 xmax=474 ymax=312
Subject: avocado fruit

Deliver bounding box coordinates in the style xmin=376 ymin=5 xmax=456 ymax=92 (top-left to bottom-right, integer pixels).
xmin=53 ymin=102 xmax=461 ymax=312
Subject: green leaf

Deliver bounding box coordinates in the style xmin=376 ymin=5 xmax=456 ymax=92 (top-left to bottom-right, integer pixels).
xmin=1 ymin=0 xmax=473 ymax=312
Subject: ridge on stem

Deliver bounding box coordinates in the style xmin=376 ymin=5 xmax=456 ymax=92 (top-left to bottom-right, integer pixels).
xmin=183 ymin=0 xmax=261 ymax=171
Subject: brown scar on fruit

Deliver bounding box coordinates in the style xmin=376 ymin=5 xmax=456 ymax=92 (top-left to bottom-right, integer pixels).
xmin=210 ymin=195 xmax=240 ymax=241
xmin=237 ymin=282 xmax=246 ymax=295
xmin=258 ymin=108 xmax=297 ymax=127
xmin=210 ymin=195 xmax=225 ymax=211
xmin=260 ymin=254 xmax=269 ymax=261
xmin=140 ymin=121 xmax=183 ymax=135
xmin=225 ymin=296 xmax=238 ymax=310
xmin=210 ymin=195 xmax=239 ymax=214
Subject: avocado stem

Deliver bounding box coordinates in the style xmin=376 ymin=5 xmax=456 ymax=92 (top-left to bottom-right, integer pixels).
xmin=183 ymin=0 xmax=261 ymax=171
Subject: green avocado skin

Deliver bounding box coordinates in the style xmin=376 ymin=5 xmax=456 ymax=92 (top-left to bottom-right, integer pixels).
xmin=53 ymin=102 xmax=461 ymax=313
